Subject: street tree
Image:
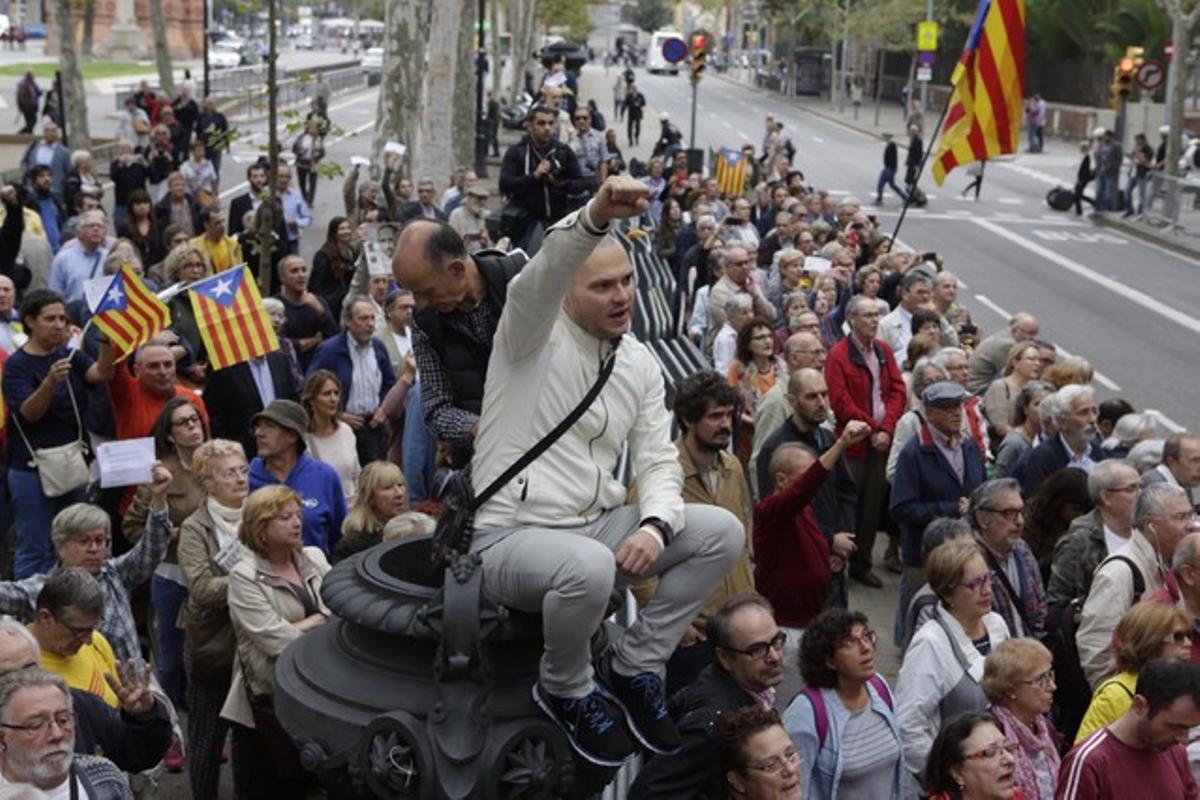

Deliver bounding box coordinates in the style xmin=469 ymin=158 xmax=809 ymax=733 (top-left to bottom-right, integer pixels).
xmin=508 ymin=0 xmax=540 ymax=110
xmin=373 ymin=0 xmax=427 ymax=177
xmin=53 ymin=0 xmax=90 ymax=148
xmin=415 ymin=0 xmax=468 ymax=183
xmin=454 ymin=0 xmax=477 ymax=170
xmin=1157 ymin=0 xmax=1199 ymax=183
xmin=538 ymin=0 xmax=592 ymax=41
xmin=258 ymin=0 xmax=280 ymax=296
xmin=633 ymin=0 xmax=673 ymax=33
xmin=149 ymin=0 xmax=175 ymax=98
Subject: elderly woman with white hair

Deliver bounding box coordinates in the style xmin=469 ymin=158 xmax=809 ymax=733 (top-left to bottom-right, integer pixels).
xmin=65 ymin=149 xmax=104 ymax=215
xmin=0 ymin=463 xmax=173 ymax=666
xmin=1101 ymin=412 xmax=1159 ymax=459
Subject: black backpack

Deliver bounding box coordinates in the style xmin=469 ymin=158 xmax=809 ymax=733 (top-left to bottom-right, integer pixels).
xmin=1044 ymin=554 xmax=1144 ymax=743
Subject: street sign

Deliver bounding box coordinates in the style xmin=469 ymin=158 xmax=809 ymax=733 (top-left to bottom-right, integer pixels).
xmin=917 ymin=21 xmax=939 ymax=52
xmin=1137 ymin=59 xmax=1166 ymax=91
xmin=662 ymin=37 xmax=687 ymax=64
xmin=917 ymin=51 xmax=935 ymax=69
xmin=917 ymin=67 xmax=933 ymax=82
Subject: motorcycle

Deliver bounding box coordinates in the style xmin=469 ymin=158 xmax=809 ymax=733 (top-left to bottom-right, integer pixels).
xmin=501 ymin=92 xmax=536 ymax=130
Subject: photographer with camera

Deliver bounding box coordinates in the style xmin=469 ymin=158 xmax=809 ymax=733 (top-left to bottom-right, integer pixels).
xmin=499 ymin=105 xmax=589 ymax=255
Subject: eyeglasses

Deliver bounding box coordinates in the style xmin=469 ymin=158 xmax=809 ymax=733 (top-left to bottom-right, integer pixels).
xmin=1021 ymin=668 xmax=1056 ymax=689
xmin=744 ymin=747 xmax=800 ymax=775
xmin=215 ymin=465 xmax=249 ymax=481
xmin=853 ymin=311 xmax=881 ymax=319
xmin=963 ymin=741 xmax=1019 ymax=761
xmin=721 ymin=631 xmax=787 ymax=661
xmin=1 ymin=712 xmax=75 ymax=737
xmin=1162 ymin=631 xmax=1193 ymax=646
xmin=982 ymin=506 xmax=1025 ymax=521
xmin=1104 ymin=484 xmax=1141 ymax=495
xmin=171 ymin=414 xmax=203 ymax=429
xmin=727 ymin=258 xmax=753 ymax=267
xmin=838 ymin=629 xmax=877 ymax=650
xmin=959 ymin=571 xmax=996 ymax=593
xmin=68 ymin=533 xmax=109 ymax=550
xmin=52 ymin=613 xmax=97 ymax=642
xmin=574 ymin=116 xmax=589 ymax=122
xmin=1158 ymin=511 xmax=1199 ymax=524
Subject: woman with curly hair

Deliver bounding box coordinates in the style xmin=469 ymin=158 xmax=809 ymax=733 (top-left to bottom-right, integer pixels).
xmin=727 ymin=316 xmax=784 ymax=463
xmin=784 ymin=607 xmax=901 ymax=799
xmin=719 ymin=706 xmax=802 ymax=800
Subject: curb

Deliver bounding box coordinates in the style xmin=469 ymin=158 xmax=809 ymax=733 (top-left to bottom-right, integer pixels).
xmin=1093 ymin=213 xmax=1200 ymax=261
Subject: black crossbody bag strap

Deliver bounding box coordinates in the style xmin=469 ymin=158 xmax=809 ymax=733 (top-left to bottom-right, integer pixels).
xmin=980 ymin=546 xmax=1034 ymax=635
xmin=471 ymin=339 xmax=620 ymax=511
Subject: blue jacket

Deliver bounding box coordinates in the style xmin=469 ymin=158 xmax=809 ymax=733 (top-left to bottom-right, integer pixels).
xmin=1013 ymin=433 xmax=1104 ymax=497
xmin=783 ymin=679 xmax=902 ymax=800
xmin=249 ymin=452 xmax=346 ymax=555
xmin=890 ymin=420 xmax=987 ymax=567
xmin=307 ymin=331 xmax=396 ymax=412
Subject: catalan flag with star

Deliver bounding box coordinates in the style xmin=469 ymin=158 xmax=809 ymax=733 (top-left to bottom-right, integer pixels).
xmin=931 ymin=0 xmax=1025 ymax=185
xmin=713 ymin=146 xmax=749 ymax=198
xmin=92 ymin=265 xmax=171 ymax=362
xmin=188 ymin=264 xmax=279 ymax=370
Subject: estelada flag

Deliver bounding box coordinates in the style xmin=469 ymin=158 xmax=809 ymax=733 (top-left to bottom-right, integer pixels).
xmin=187 ymin=264 xmax=279 ymax=370
xmin=91 ymin=265 xmax=171 ymax=363
xmin=930 ymin=0 xmax=1026 ymax=185
xmin=713 ymin=146 xmax=749 ymax=198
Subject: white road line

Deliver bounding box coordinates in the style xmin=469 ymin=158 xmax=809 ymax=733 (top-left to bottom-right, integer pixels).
xmin=738 ymin=131 xmax=752 ymax=140
xmin=1145 ymin=409 xmax=1186 ymax=433
xmin=973 ymin=293 xmax=1121 ymax=390
xmin=326 ymin=118 xmax=375 ymax=146
xmin=811 ymin=135 xmax=824 ymax=143
xmin=973 ymin=218 xmax=1200 ymax=335
xmin=997 ymin=197 xmax=1023 ymax=205
xmin=722 ymin=121 xmax=732 ymax=129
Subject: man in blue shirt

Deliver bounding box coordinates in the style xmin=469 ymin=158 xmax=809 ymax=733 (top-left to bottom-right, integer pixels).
xmin=48 ymin=210 xmax=109 ymax=305
xmin=246 ymin=399 xmax=346 ymax=555
xmin=24 ymin=166 xmax=64 ymax=252
xmin=275 ymin=163 xmax=312 ymax=255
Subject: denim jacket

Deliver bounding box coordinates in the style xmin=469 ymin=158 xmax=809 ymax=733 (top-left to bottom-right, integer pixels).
xmin=783 ymin=678 xmax=903 ymax=800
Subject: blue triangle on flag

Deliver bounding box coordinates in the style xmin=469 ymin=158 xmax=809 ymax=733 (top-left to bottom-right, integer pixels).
xmin=94 ymin=271 xmax=128 ymax=313
xmin=192 ymin=266 xmax=244 ymax=308
xmin=721 ymin=147 xmax=742 ymax=167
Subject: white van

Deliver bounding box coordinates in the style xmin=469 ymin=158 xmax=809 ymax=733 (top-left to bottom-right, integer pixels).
xmin=646 ymin=30 xmax=684 ymax=75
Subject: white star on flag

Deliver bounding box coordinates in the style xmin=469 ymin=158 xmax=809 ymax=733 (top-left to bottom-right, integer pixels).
xmin=105 ymin=286 xmax=124 ymax=306
xmin=212 ymin=278 xmax=233 ymax=298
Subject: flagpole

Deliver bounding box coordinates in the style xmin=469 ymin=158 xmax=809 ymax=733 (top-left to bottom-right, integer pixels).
xmin=890 ymin=95 xmax=953 ymax=244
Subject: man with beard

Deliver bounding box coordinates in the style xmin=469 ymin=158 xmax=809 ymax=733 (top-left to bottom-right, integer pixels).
xmin=0 ymin=669 xmax=131 ymax=797
xmin=1014 ymin=384 xmax=1104 ymax=497
xmin=628 ymin=594 xmax=786 ymax=799
xmin=228 ymin=162 xmax=268 ymax=238
xmin=1057 ymin=658 xmax=1200 ymax=799
xmin=630 ymin=371 xmax=755 ymax=693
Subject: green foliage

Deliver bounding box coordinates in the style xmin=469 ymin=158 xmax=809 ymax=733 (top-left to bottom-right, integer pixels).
xmin=538 ymin=0 xmax=594 ymax=40
xmin=633 ymin=0 xmax=673 ymax=33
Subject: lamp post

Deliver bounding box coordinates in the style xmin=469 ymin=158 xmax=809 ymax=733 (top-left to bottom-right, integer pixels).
xmin=474 ymin=0 xmax=489 ymax=178
xmin=203 ymin=0 xmax=210 ymax=97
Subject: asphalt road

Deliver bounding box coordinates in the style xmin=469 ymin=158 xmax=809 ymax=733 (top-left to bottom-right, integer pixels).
xmin=631 ymin=66 xmax=1200 ymax=434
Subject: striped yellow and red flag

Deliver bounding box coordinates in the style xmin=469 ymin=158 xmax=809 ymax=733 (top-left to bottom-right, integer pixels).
xmin=930 ymin=0 xmax=1026 ymax=185
xmin=713 ymin=146 xmax=749 ymax=198
xmin=187 ymin=264 xmax=279 ymax=370
xmin=91 ymin=265 xmax=171 ymax=362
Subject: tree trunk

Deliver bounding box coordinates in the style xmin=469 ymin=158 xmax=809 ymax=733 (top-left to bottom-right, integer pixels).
xmin=490 ymin=0 xmax=503 ymax=99
xmin=453 ymin=0 xmax=476 ymax=169
xmin=1166 ymin=14 xmax=1191 ymax=178
xmin=416 ymin=0 xmax=467 ymax=183
xmin=149 ymin=0 xmax=175 ymax=98
xmin=54 ymin=0 xmax=90 ymax=149
xmin=372 ymin=0 xmax=427 ymax=179
xmin=258 ymin=0 xmax=279 ymax=297
xmin=81 ymin=0 xmax=95 ymax=57
xmin=509 ymin=0 xmax=538 ymax=108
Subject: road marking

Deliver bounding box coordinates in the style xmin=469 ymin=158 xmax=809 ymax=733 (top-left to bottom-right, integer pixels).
xmin=1031 ymin=229 xmax=1128 ymax=245
xmin=738 ymin=131 xmax=752 ymax=140
xmin=973 ymin=294 xmax=1121 ymax=390
xmin=811 ymin=135 xmax=824 ymax=143
xmin=1145 ymin=409 xmax=1186 ymax=433
xmin=997 ymin=197 xmax=1023 ymax=205
xmin=974 ymin=217 xmax=1200 ymax=335
xmin=722 ymin=121 xmax=732 ymax=129
xmin=326 ymin=118 xmax=376 ymax=146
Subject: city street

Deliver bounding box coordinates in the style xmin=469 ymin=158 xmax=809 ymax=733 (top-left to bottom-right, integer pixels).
xmin=632 ymin=67 xmax=1200 ymax=434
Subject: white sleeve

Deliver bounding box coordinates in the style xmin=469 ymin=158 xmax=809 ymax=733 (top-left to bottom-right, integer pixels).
xmin=1076 ymin=563 xmax=1128 ymax=688
xmin=895 ymin=629 xmax=947 ymax=780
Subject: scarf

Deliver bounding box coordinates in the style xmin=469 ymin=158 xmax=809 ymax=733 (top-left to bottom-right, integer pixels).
xmin=991 ymin=704 xmax=1060 ymax=800
xmin=207 ymin=497 xmax=242 ymax=551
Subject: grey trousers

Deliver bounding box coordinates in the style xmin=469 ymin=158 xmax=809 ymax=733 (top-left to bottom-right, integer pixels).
xmin=478 ymin=503 xmax=742 ymax=698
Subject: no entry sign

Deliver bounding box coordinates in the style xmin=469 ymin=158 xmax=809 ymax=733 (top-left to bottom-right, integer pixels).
xmin=662 ymin=37 xmax=687 ymax=64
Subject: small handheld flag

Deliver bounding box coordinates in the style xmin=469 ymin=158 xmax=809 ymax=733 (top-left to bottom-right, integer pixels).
xmin=91 ymin=265 xmax=171 ymax=363
xmin=188 ymin=264 xmax=279 ymax=370
xmin=713 ymin=146 xmax=749 ymax=198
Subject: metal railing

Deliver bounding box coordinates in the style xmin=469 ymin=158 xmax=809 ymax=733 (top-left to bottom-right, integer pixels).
xmin=112 ymin=59 xmax=363 ymax=110
xmin=1135 ymin=171 xmax=1200 ymax=239
xmin=217 ymin=66 xmax=367 ymax=121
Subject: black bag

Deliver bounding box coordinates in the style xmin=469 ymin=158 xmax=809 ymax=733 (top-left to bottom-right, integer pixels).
xmin=247 ymin=691 xmax=305 ymax=781
xmin=185 ymin=607 xmax=236 ymax=688
xmin=1047 ymin=186 xmax=1075 ymax=211
xmin=908 ymin=185 xmax=928 ymax=207
xmin=431 ymin=340 xmax=621 ymax=568
xmin=499 ymin=203 xmax=532 ymax=240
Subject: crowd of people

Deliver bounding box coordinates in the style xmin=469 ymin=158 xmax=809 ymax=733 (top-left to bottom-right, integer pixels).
xmin=0 ymin=60 xmax=1197 ymax=800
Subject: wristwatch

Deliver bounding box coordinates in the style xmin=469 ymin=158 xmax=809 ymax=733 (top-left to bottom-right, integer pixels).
xmin=639 ymin=517 xmax=673 ymax=548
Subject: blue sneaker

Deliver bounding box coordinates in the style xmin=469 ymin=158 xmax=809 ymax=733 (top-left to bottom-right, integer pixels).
xmin=532 ymin=682 xmax=636 ymax=767
xmin=599 ymin=660 xmax=681 ymax=755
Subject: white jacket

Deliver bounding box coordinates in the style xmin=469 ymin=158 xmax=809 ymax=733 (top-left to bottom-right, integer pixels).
xmin=472 ymin=206 xmax=684 ymax=534
xmin=1075 ymin=529 xmax=1166 ymax=687
xmin=895 ymin=604 xmax=1009 ymax=779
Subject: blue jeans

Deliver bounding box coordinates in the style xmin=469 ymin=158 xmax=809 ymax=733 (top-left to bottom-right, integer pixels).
xmin=402 ymin=382 xmax=438 ymax=503
xmin=1095 ymin=171 xmax=1116 ymax=211
xmin=876 ymin=168 xmax=907 ymax=202
xmin=151 ymin=574 xmax=188 ymax=708
xmin=7 ymin=469 xmax=86 ymax=579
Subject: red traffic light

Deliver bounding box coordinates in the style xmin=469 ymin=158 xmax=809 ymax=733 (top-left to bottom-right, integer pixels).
xmin=1119 ymin=57 xmax=1136 ymax=74
xmin=689 ymin=30 xmax=712 ymax=55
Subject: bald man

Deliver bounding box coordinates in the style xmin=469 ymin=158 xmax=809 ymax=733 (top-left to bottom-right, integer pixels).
xmin=0 ymin=619 xmax=171 ymax=773
xmin=466 ymin=177 xmax=742 ymax=767
xmin=751 ymin=331 xmax=828 ymax=470
xmin=392 ymin=218 xmax=529 ymax=471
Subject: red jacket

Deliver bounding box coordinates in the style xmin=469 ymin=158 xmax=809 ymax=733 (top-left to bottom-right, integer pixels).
xmin=753 ymin=460 xmax=831 ymax=628
xmin=825 ymin=334 xmax=907 ymax=459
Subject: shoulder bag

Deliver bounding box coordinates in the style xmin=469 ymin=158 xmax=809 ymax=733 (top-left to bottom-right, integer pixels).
xmin=431 ymin=340 xmax=620 ymax=568
xmin=9 ymin=369 xmax=90 ymax=498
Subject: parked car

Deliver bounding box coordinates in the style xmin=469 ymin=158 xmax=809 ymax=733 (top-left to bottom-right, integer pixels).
xmin=210 ymin=48 xmax=241 ymax=70
xmin=362 ymin=46 xmax=384 ymax=72
xmin=295 ymin=34 xmax=314 ymax=50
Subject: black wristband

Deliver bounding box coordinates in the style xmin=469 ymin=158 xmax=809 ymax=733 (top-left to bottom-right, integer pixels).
xmin=639 ymin=516 xmax=673 ymax=547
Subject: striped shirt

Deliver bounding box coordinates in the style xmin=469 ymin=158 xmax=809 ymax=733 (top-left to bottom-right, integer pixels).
xmin=1055 ymin=727 xmax=1197 ymax=799
xmin=838 ymin=705 xmax=900 ymax=799
xmin=346 ymin=338 xmax=383 ymax=415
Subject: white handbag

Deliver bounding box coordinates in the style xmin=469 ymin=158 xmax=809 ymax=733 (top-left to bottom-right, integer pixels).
xmin=10 ymin=376 xmax=90 ymax=498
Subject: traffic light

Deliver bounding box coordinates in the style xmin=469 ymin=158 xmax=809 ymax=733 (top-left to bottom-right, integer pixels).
xmin=689 ymin=30 xmax=712 ymax=81
xmin=1110 ymin=57 xmax=1136 ymax=108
